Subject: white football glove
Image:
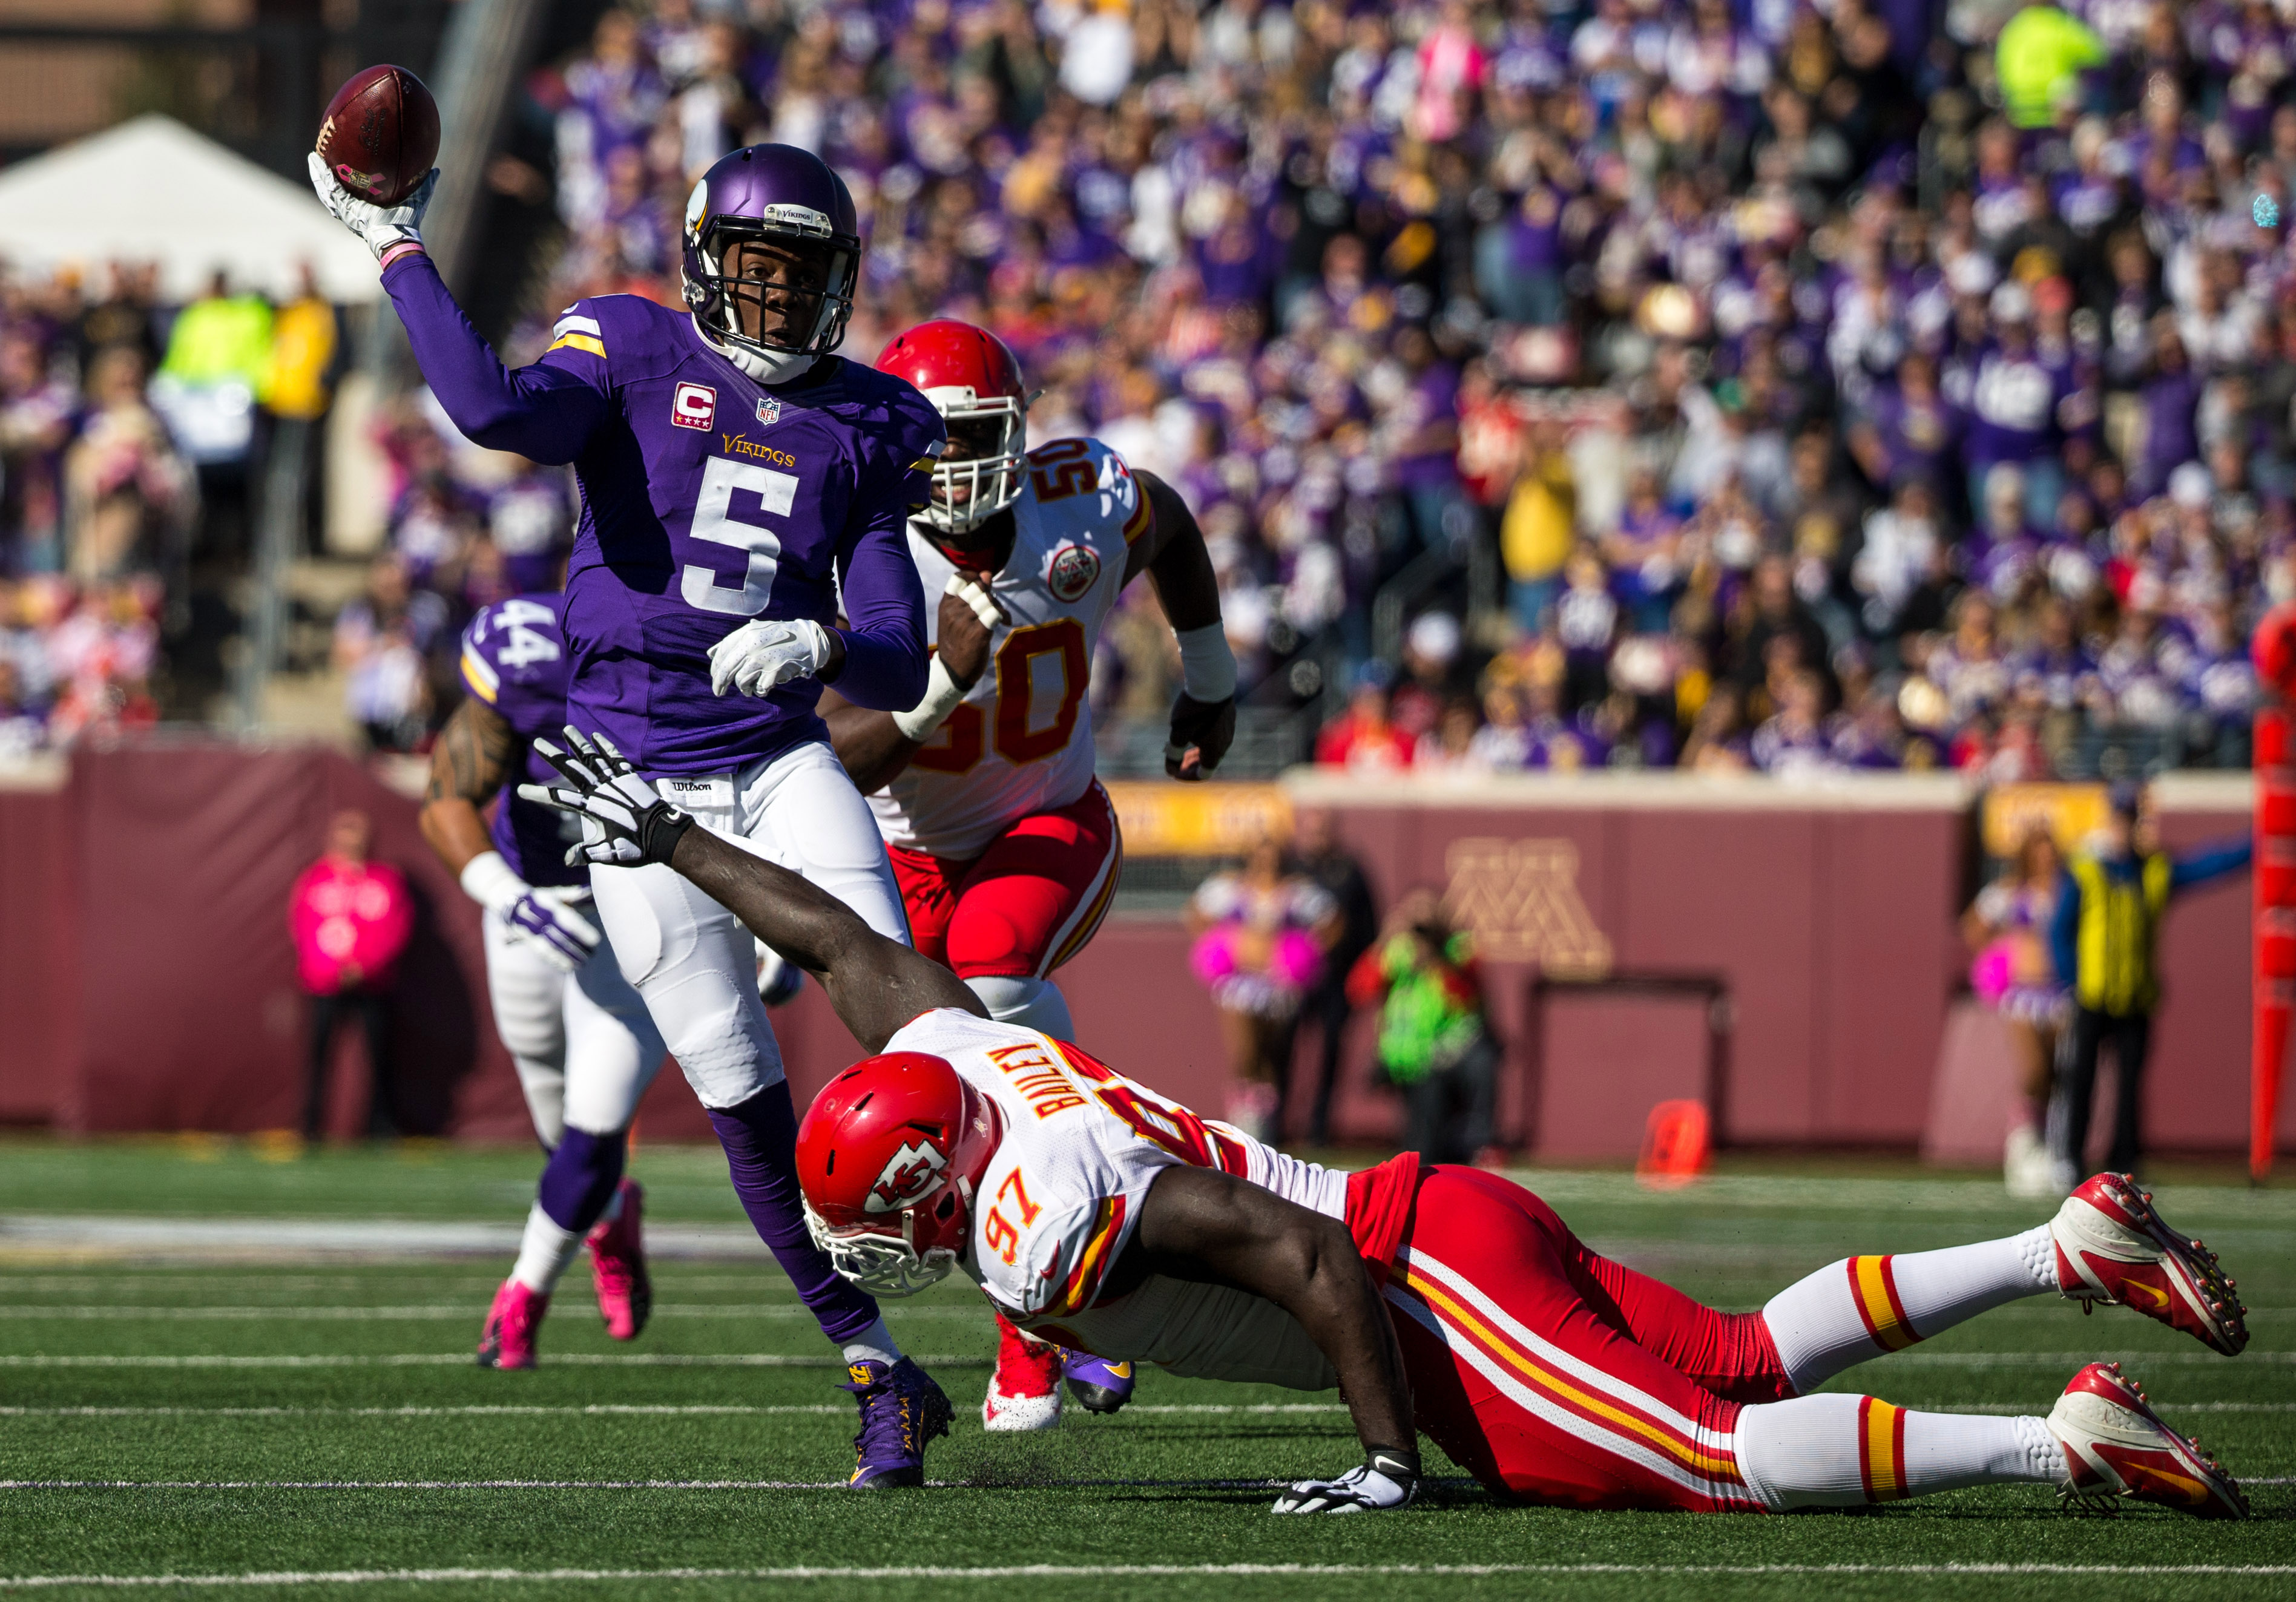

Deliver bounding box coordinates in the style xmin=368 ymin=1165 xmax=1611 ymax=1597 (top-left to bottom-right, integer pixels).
xmin=517 ymin=727 xmax=698 ymax=868
xmin=505 ymin=886 xmax=602 ymax=971
xmin=1270 ymin=1449 xmax=1420 ymax=1514
xmin=308 ymin=151 xmax=436 ymax=261
xmin=459 ymin=851 xmax=600 ymax=971
xmin=707 ymin=618 xmax=835 ymax=698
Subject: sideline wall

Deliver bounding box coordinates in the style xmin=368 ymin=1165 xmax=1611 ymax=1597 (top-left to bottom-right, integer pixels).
xmin=0 ymin=747 xmax=2269 ymax=1155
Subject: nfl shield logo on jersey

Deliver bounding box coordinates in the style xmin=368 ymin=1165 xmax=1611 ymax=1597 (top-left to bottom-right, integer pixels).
xmin=1047 ymin=542 xmax=1100 ymax=603
xmin=864 ymin=1140 xmax=949 ymax=1213
xmin=756 ymin=396 xmax=782 ymax=426
xmin=671 ymin=382 xmax=716 ymax=430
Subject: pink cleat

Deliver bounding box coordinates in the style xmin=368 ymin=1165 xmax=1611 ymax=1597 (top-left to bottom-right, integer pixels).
xmin=586 ymin=1178 xmax=651 ymax=1341
xmin=478 ymin=1277 xmax=547 ymax=1370
xmin=2048 ymin=1362 xmax=2248 ymax=1519
xmin=2049 ymin=1172 xmax=2248 ymax=1355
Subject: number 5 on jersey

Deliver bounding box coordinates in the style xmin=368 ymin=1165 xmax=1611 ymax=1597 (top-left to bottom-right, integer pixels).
xmin=683 ymin=456 xmax=794 ymax=616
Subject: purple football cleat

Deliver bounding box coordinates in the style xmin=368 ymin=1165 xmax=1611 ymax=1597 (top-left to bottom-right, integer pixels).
xmin=1061 ymin=1347 xmax=1135 ymax=1414
xmin=843 ymin=1357 xmax=952 ymax=1488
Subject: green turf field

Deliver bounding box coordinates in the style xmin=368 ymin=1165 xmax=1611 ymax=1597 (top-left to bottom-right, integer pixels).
xmin=1 ymin=1136 xmax=2289 ymax=1600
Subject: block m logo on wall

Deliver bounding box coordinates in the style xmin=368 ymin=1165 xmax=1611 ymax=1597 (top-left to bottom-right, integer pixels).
xmin=1444 ymin=837 xmax=1613 ymax=978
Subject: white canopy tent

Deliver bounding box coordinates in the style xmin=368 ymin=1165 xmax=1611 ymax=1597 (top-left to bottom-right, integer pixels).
xmin=0 ymin=114 xmax=380 ymax=306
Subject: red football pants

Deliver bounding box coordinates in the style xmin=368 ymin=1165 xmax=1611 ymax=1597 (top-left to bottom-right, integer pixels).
xmin=1384 ymin=1167 xmax=1794 ymax=1511
xmin=889 ymin=780 xmax=1122 ymax=979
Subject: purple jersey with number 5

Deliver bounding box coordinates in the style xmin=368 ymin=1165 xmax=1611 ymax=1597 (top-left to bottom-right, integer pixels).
xmin=381 ymin=253 xmax=939 ymax=776
xmin=459 ymin=593 xmax=585 ymax=889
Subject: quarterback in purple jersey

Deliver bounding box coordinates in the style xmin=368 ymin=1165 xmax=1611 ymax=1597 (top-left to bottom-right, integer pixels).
xmin=418 ymin=593 xmax=668 ymax=1370
xmin=315 ymin=141 xmax=952 ymax=1485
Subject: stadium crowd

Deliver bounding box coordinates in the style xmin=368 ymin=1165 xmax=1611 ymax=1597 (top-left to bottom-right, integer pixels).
xmin=0 ymin=260 xmax=340 ymax=752
xmin=7 ymin=0 xmax=2293 ymax=778
xmin=487 ymin=0 xmax=2292 ymax=780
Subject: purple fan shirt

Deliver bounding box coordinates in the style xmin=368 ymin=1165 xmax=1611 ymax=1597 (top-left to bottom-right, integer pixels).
xmin=458 ymin=592 xmax=585 ymax=890
xmin=382 ymin=252 xmax=938 ymax=775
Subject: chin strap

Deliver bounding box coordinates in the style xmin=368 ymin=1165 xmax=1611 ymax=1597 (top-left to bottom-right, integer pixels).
xmin=692 ymin=315 xmax=818 ymax=384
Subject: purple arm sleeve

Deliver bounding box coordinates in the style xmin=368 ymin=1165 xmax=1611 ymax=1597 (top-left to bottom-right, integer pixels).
xmin=380 ymin=252 xmax=611 ymax=465
xmin=827 ymin=495 xmax=929 ymax=711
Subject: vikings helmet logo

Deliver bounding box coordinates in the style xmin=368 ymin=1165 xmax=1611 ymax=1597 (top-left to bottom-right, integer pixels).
xmin=1047 ymin=542 xmax=1100 ymax=603
xmin=863 ymin=1139 xmax=949 ymax=1213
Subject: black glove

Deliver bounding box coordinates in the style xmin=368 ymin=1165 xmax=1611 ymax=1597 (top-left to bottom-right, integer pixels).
xmin=1165 ymin=692 xmax=1236 ymax=781
xmin=1271 ymin=1445 xmax=1421 ymax=1514
xmin=517 ymin=726 xmax=698 ymax=868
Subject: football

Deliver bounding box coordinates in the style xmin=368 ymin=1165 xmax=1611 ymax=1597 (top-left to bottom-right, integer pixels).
xmin=315 ymin=64 xmax=439 ymax=207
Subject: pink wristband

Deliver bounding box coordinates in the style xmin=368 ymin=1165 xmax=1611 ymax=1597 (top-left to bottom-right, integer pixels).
xmin=378 ymin=241 xmax=427 ymax=271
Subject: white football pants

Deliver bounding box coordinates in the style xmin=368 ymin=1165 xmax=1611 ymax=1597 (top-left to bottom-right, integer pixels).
xmin=482 ymin=905 xmax=668 ymax=1146
xmin=588 ymin=738 xmax=910 ymax=1110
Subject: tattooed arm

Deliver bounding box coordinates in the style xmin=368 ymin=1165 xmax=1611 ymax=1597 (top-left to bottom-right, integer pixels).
xmin=418 ymin=695 xmax=521 ymax=875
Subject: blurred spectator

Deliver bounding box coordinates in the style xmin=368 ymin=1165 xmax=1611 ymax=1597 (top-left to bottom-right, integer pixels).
xmin=1186 ymin=835 xmax=1340 ymax=1142
xmin=333 ymin=559 xmax=440 ymax=752
xmin=262 ymin=264 xmax=340 ymax=424
xmin=1315 ymin=672 xmax=1414 ymax=772
xmin=64 ymin=348 xmax=193 ymax=584
xmin=289 ymin=809 xmax=414 ymax=1141
xmin=1346 ymin=886 xmax=1497 ymax=1165
xmin=1286 ymin=806 xmax=1380 ymax=1146
xmin=1964 ymin=825 xmax=2071 ymax=1197
xmin=2048 ymin=783 xmax=2250 ymax=1182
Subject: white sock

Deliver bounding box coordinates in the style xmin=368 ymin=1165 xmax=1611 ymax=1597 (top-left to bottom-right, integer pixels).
xmin=1763 ymin=1226 xmax=2056 ymax=1392
xmin=509 ymin=1202 xmax=584 ymax=1295
xmin=1736 ymin=1394 xmax=2062 ymax=1510
xmin=841 ymin=1317 xmax=901 ymax=1368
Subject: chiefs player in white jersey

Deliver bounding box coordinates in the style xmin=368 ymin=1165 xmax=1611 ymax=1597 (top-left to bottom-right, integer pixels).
xmin=817 ymin=320 xmax=1237 ymax=1431
xmin=527 ymin=741 xmax=2251 ymax=1520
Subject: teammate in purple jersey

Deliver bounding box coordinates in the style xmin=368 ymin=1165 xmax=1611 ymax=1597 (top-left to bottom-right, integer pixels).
xmin=420 ymin=593 xmax=669 ymax=1371
xmin=317 ymin=142 xmax=952 ymax=1484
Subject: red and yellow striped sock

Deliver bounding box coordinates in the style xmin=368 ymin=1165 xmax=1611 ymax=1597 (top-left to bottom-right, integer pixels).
xmin=1856 ymin=1396 xmax=1911 ymax=1502
xmin=1846 ymin=1255 xmax=1920 ymax=1352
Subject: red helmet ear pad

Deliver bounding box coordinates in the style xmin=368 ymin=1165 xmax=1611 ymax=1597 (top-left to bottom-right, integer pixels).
xmin=796 ymin=1051 xmax=1001 ymax=1252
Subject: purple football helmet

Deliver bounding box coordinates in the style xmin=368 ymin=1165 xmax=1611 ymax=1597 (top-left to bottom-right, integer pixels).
xmin=681 ymin=144 xmax=861 ymax=366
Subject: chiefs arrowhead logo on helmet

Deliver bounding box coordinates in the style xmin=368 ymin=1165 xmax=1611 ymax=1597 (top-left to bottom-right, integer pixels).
xmin=864 ymin=1139 xmax=950 ymax=1213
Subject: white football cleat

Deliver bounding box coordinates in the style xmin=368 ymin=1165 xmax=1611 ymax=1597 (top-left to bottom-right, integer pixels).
xmin=2049 ymin=1172 xmax=2248 ymax=1355
xmin=2048 ymin=1362 xmax=2248 ymax=1519
xmin=982 ymin=1311 xmax=1062 ymax=1432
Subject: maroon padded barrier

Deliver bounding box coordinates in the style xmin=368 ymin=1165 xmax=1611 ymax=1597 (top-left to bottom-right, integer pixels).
xmin=0 ymin=744 xmax=2271 ymax=1155
xmin=0 ymin=776 xmax=73 ymax=1124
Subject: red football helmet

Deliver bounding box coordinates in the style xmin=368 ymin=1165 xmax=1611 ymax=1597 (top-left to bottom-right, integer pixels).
xmin=796 ymin=1050 xmax=1002 ymax=1296
xmin=875 ymin=319 xmax=1029 ymax=540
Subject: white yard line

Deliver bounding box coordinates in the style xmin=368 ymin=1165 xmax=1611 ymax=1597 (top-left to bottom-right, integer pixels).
xmin=9 ymin=1477 xmax=2291 ymax=1492
xmin=1 ymin=1348 xmax=2277 ymax=1368
xmin=5 ymin=1563 xmax=2296 ymax=1588
xmin=0 ymin=1403 xmax=1354 ymax=1419
xmin=0 ymin=1305 xmax=984 ymax=1320
xmin=0 ymin=1353 xmax=987 ymax=1368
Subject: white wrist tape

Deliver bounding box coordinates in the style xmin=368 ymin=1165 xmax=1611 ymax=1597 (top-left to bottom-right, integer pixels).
xmin=459 ymin=850 xmax=529 ymax=914
xmin=1175 ymin=622 xmax=1237 ymax=702
xmin=948 ymin=571 xmax=1001 ymax=626
xmin=893 ymin=652 xmax=971 ymax=741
